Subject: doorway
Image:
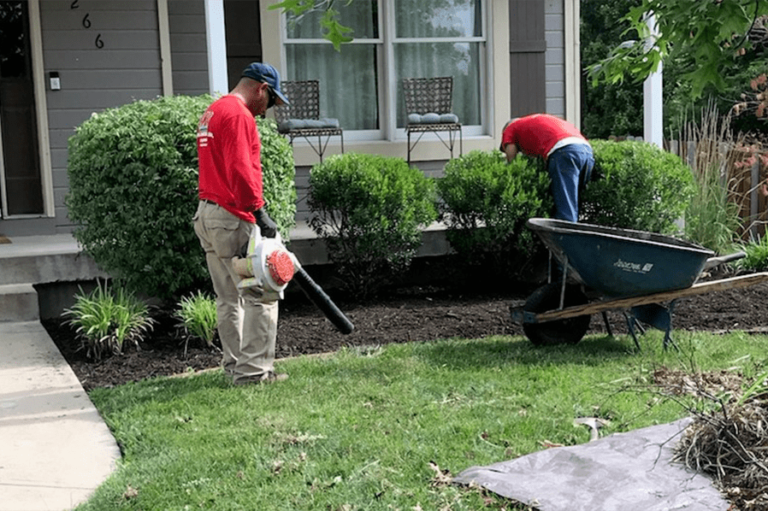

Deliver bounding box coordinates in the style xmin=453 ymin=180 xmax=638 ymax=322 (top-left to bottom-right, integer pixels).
xmin=0 ymin=0 xmax=43 ymax=217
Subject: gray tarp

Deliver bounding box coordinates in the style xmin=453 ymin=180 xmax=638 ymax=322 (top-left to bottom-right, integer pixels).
xmin=453 ymin=418 xmax=729 ymax=511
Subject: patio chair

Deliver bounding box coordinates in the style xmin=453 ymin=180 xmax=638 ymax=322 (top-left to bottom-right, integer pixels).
xmin=273 ymin=80 xmax=344 ymax=162
xmin=402 ymin=76 xmax=462 ymax=165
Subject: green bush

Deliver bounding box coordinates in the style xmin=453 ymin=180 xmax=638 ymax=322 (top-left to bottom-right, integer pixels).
xmin=582 ymin=140 xmax=694 ymax=234
xmin=67 ymin=95 xmax=296 ymax=300
xmin=437 ymin=150 xmax=552 ymax=278
xmin=308 ymin=153 xmax=438 ymax=299
xmin=63 ymin=279 xmax=155 ymax=361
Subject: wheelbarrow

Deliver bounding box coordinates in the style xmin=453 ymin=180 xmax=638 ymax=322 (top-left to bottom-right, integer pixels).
xmin=510 ymin=218 xmax=768 ymax=348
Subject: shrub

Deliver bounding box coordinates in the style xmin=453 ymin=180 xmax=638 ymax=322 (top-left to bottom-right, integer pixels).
xmin=308 ymin=153 xmax=438 ymax=299
xmin=67 ymin=95 xmax=296 ymax=300
xmin=437 ymin=150 xmax=552 ymax=279
xmin=738 ymin=235 xmax=768 ymax=272
xmin=63 ymin=279 xmax=155 ymax=361
xmin=581 ymin=140 xmax=694 ymax=234
xmin=175 ymin=291 xmax=218 ymax=349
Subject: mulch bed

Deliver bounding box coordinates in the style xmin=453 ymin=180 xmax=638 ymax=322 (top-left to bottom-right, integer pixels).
xmin=43 ymin=267 xmax=768 ymax=392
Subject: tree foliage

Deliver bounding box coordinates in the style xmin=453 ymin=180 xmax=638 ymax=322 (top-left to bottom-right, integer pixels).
xmin=588 ymin=0 xmax=768 ymax=98
xmin=269 ymin=0 xmax=354 ymax=50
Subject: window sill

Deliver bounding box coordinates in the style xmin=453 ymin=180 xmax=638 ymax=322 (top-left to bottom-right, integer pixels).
xmin=289 ymin=135 xmax=498 ymax=167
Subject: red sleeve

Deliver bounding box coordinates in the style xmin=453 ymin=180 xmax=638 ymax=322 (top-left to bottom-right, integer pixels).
xmin=220 ymin=115 xmax=264 ymax=212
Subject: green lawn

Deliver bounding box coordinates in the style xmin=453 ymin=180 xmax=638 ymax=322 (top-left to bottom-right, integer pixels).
xmin=78 ymin=330 xmax=768 ymax=510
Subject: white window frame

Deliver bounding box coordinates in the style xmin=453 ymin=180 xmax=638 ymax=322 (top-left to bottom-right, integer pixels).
xmin=280 ymin=0 xmax=488 ymax=142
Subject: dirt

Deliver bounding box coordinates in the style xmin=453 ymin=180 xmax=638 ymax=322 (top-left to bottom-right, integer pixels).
xmin=43 ymin=259 xmax=768 ymax=392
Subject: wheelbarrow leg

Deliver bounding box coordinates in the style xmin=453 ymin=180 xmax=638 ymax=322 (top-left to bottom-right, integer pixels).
xmin=601 ymin=311 xmax=613 ymax=337
xmin=623 ymin=312 xmax=643 ymax=351
xmin=628 ymin=302 xmax=679 ymax=351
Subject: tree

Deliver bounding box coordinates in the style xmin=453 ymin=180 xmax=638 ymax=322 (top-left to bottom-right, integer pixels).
xmin=581 ymin=0 xmax=644 ymax=138
xmin=269 ymin=0 xmax=354 ymax=50
xmin=588 ymin=0 xmax=768 ymax=98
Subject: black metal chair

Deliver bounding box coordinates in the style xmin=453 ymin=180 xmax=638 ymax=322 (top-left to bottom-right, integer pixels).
xmin=273 ymin=80 xmax=344 ymax=162
xmin=402 ymin=76 xmax=462 ymax=165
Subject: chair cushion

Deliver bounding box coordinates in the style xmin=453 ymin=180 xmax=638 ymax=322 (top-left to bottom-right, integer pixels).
xmin=407 ymin=112 xmax=459 ymax=124
xmin=278 ymin=118 xmax=340 ymax=133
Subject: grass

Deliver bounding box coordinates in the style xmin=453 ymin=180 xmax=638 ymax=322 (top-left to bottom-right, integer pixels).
xmin=78 ymin=330 xmax=768 ymax=510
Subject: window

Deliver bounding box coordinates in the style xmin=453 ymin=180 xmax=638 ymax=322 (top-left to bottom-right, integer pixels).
xmin=283 ymin=0 xmax=486 ymax=140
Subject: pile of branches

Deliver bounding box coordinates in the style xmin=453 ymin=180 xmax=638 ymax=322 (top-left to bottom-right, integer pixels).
xmin=672 ymin=381 xmax=768 ymax=511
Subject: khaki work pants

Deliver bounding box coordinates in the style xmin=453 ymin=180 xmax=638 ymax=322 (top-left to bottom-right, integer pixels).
xmin=193 ymin=200 xmax=278 ymax=383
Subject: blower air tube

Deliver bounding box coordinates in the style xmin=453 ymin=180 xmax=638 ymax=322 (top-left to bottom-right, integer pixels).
xmin=293 ymin=268 xmax=354 ymax=335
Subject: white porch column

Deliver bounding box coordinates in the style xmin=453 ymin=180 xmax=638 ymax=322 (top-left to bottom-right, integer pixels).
xmin=643 ymin=14 xmax=663 ymax=148
xmin=204 ymin=0 xmax=229 ymax=96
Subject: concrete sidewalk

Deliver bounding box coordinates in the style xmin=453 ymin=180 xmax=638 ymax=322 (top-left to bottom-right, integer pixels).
xmin=0 ymin=321 xmax=120 ymax=511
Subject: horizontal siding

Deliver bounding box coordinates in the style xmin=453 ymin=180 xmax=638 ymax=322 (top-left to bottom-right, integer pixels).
xmin=40 ymin=70 xmax=162 ymax=90
xmin=44 ymin=30 xmax=160 ymax=50
xmin=39 ymin=0 xmax=164 ymax=232
xmin=543 ymin=0 xmax=563 ymax=117
xmin=43 ymin=1 xmax=156 ymax=12
xmin=169 ymin=0 xmax=208 ymax=96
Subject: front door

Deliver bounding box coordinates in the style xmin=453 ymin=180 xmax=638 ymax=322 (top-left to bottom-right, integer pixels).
xmin=0 ymin=0 xmax=43 ymax=217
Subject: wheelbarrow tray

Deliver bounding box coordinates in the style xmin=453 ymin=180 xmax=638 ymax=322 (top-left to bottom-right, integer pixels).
xmin=527 ymin=218 xmax=715 ymax=298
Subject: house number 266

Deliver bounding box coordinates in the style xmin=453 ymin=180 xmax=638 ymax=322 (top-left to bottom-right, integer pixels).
xmin=70 ymin=1 xmax=104 ymax=49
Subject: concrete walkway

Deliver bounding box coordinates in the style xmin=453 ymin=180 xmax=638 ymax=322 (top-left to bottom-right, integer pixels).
xmin=0 ymin=321 xmax=120 ymax=511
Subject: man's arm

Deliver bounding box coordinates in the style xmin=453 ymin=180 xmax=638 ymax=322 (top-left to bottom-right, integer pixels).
xmin=503 ymin=143 xmax=518 ymax=163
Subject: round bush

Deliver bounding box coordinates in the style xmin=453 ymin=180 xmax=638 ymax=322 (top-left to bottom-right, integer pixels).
xmin=308 ymin=153 xmax=438 ymax=299
xmin=67 ymin=95 xmax=296 ymax=300
xmin=582 ymin=140 xmax=694 ymax=234
xmin=437 ymin=150 xmax=552 ymax=277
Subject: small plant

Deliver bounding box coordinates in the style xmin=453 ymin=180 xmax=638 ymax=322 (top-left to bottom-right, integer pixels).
xmin=308 ymin=153 xmax=438 ymax=299
xmin=175 ymin=291 xmax=218 ymax=348
xmin=63 ymin=280 xmax=155 ymax=361
xmin=738 ymin=233 xmax=768 ymax=271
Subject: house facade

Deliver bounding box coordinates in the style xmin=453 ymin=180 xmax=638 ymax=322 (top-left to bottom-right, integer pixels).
xmin=0 ymin=0 xmax=581 ymax=237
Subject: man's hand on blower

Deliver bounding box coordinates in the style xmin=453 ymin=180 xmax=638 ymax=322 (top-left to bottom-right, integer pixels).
xmin=254 ymin=208 xmax=278 ymax=238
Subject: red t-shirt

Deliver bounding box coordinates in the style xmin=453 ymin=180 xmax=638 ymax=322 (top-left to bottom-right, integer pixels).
xmin=197 ymin=95 xmax=264 ymax=223
xmin=501 ymin=114 xmax=587 ymax=158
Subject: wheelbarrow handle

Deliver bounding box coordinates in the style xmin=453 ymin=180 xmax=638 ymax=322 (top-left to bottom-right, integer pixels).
xmin=703 ymin=251 xmax=746 ymax=271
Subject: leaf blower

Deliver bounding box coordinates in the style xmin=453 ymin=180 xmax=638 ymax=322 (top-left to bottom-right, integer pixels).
xmin=232 ymin=224 xmax=354 ymax=335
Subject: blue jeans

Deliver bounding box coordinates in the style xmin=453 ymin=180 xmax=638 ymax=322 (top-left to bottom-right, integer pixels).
xmin=547 ymin=144 xmax=595 ymax=222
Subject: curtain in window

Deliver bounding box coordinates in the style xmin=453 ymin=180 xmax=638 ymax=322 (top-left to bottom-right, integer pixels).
xmin=284 ymin=0 xmax=483 ymax=133
xmin=285 ymin=1 xmax=379 ymax=131
xmin=394 ymin=0 xmax=482 ymax=128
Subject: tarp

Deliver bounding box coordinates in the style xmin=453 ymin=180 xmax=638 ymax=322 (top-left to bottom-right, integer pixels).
xmin=453 ymin=418 xmax=729 ymax=511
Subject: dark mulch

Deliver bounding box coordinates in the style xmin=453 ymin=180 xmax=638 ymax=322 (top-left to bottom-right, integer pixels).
xmin=43 ymin=260 xmax=768 ymax=392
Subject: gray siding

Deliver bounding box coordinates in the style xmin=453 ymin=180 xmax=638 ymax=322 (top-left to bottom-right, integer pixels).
xmin=39 ymin=0 xmax=164 ymax=233
xmin=544 ymin=0 xmax=564 ymax=117
xmin=169 ymin=0 xmax=208 ymax=96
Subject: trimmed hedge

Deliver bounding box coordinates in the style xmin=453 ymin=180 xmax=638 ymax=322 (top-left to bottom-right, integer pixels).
xmin=308 ymin=153 xmax=438 ymax=299
xmin=581 ymin=140 xmax=694 ymax=234
xmin=437 ymin=150 xmax=552 ymax=278
xmin=67 ymin=95 xmax=296 ymax=300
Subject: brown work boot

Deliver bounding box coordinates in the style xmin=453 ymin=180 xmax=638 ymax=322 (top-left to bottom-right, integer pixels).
xmin=233 ymin=371 xmax=288 ymax=386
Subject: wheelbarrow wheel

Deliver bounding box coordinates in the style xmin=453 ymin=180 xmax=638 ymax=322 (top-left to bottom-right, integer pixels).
xmin=522 ymin=282 xmax=590 ymax=346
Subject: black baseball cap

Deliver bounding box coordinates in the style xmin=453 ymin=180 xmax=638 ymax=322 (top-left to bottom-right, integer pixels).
xmin=241 ymin=62 xmax=290 ymax=106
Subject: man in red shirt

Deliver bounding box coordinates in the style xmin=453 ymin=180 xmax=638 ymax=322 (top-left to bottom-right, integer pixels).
xmin=194 ymin=62 xmax=290 ymax=385
xmin=500 ymin=114 xmax=594 ymax=222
